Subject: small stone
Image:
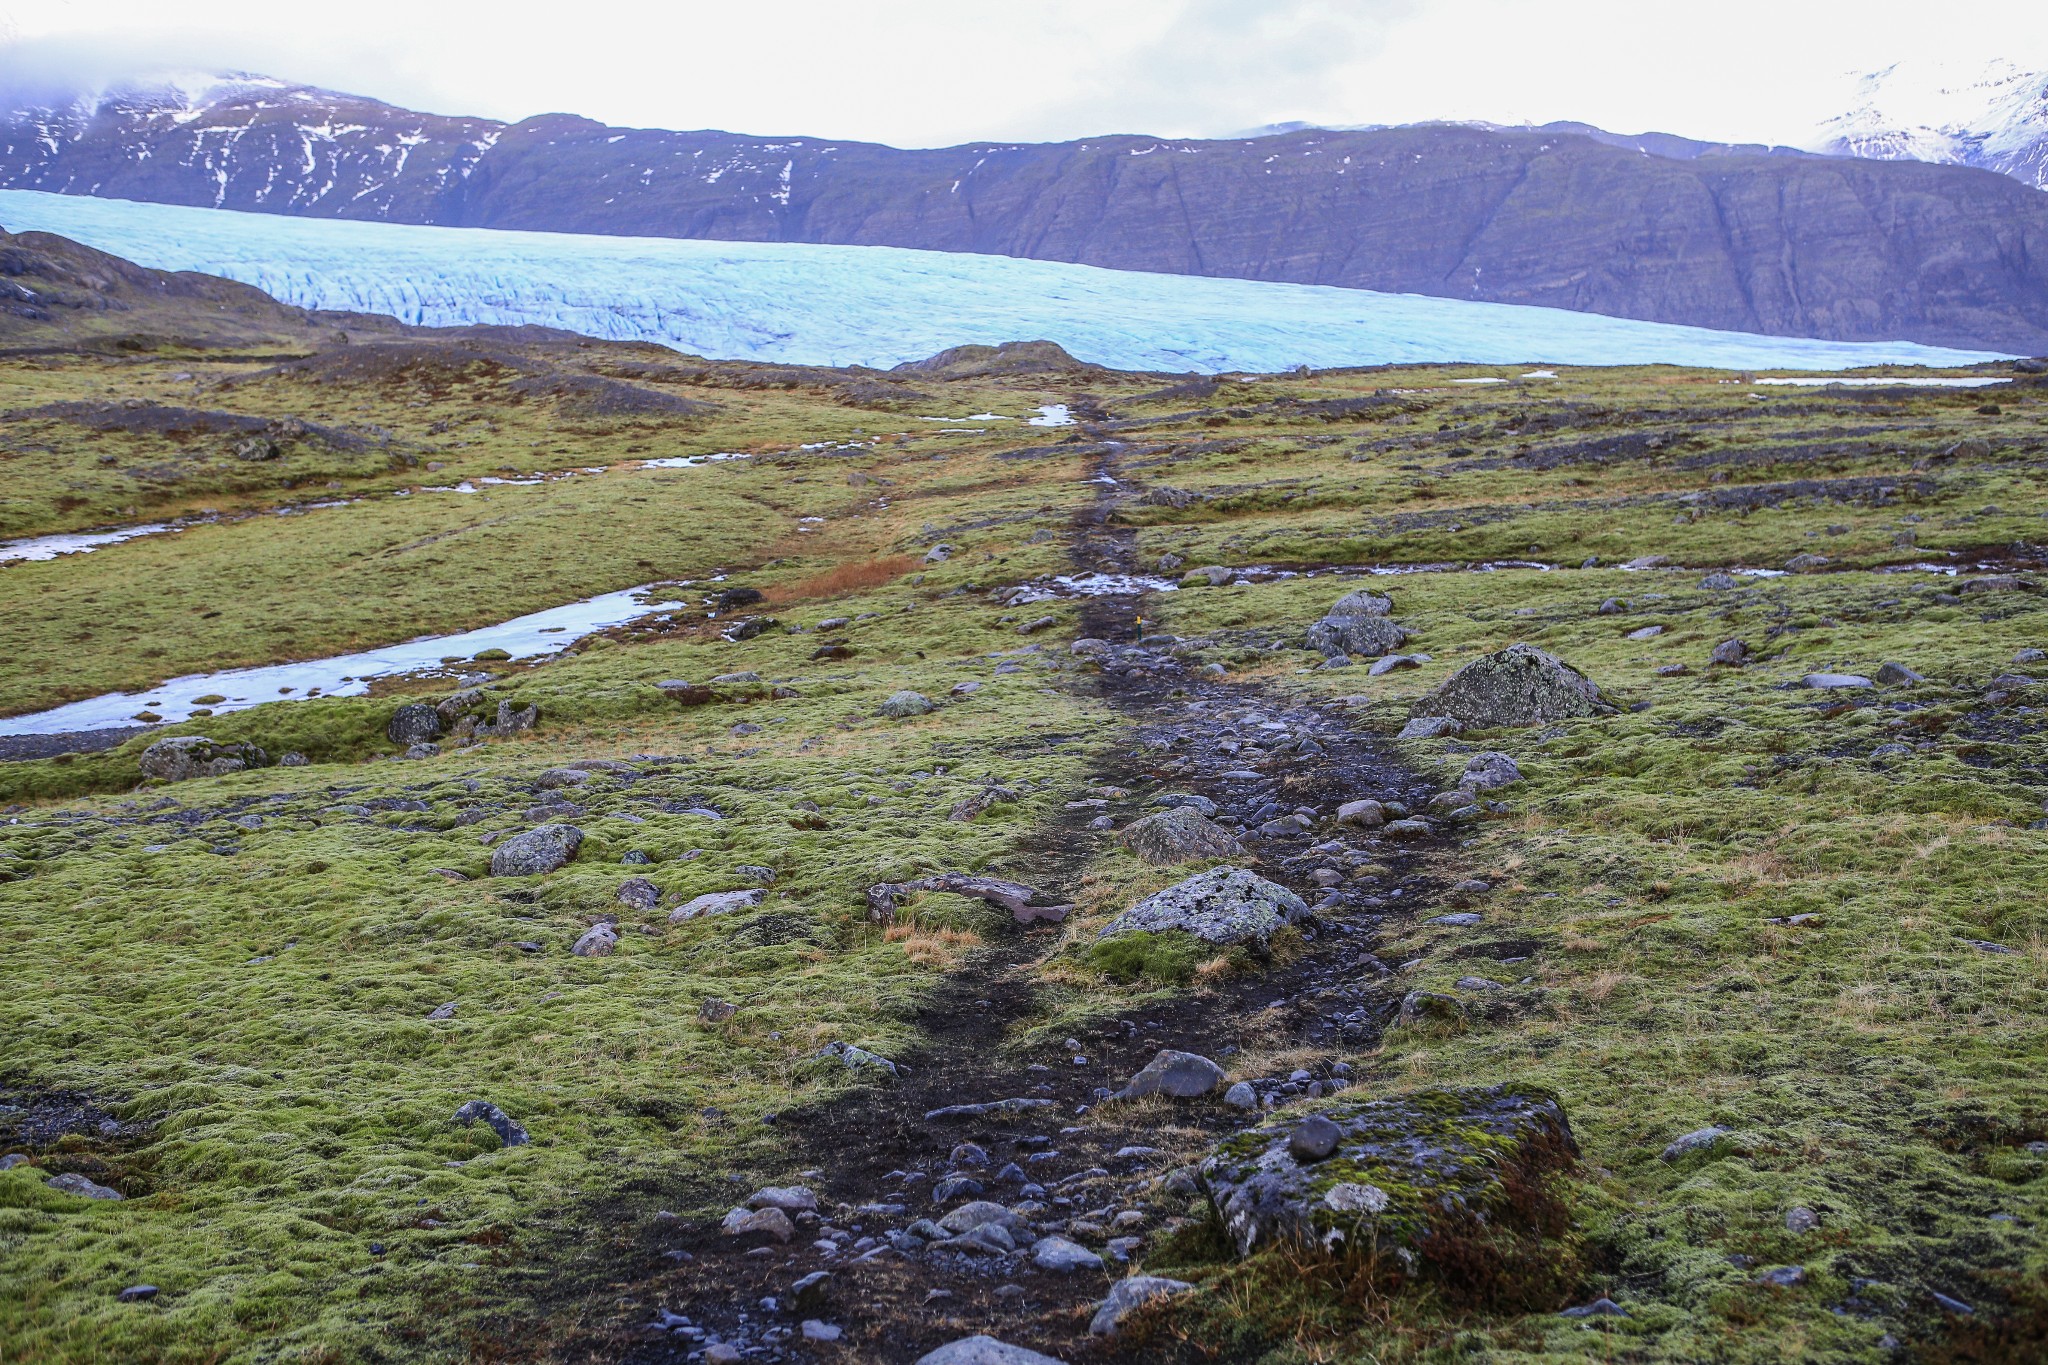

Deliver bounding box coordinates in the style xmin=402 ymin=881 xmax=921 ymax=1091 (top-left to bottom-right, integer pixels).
xmin=1460 ymin=751 xmax=1522 ymax=791
xmin=880 ymin=690 xmax=936 ymax=718
xmin=1785 ymin=1206 xmax=1819 ymax=1233
xmin=1223 ymin=1081 xmax=1258 ymax=1109
xmin=1626 ymin=625 xmax=1665 ymax=641
xmin=802 ymin=1320 xmax=843 ymax=1342
xmin=698 ymin=997 xmax=738 ymax=1023
xmin=427 ymin=1001 xmax=458 ymax=1020
xmin=1396 ymin=991 xmax=1464 ymax=1029
xmin=1802 ymin=673 xmax=1873 ymax=690
xmin=1336 ymin=799 xmax=1386 ymax=828
xmin=1559 ymin=1297 xmax=1627 ymax=1318
xmin=571 ymin=923 xmax=619 ymax=957
xmin=117 ymin=1285 xmax=159 ymax=1303
xmin=1089 ymin=1274 xmax=1196 ymax=1337
xmin=1659 ymin=1125 xmax=1728 ymax=1162
xmin=1755 ymin=1265 xmax=1808 ymax=1288
xmin=1397 ymin=716 xmax=1463 ymax=740
xmin=45 ymin=1172 xmax=122 ymax=1200
xmin=1875 ymin=661 xmax=1924 ymax=686
xmin=720 ymin=1205 xmax=796 ymax=1243
xmin=1113 ymin=1049 xmax=1227 ymax=1101
xmin=1288 ymin=1115 xmax=1342 ymax=1162
xmin=1710 ymin=638 xmax=1751 ymax=667
xmin=1699 ymin=573 xmax=1739 ymax=590
xmin=748 ymin=1185 xmax=818 ymax=1213
xmin=616 ymin=877 xmax=661 ymax=912
xmin=1032 ymin=1235 xmax=1104 ymax=1272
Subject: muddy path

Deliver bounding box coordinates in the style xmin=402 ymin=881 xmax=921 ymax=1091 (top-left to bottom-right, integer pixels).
xmin=551 ymin=432 xmax=1472 ymax=1364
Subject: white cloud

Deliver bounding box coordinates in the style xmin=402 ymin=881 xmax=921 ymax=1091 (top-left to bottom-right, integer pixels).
xmin=2 ymin=0 xmax=2043 ymax=147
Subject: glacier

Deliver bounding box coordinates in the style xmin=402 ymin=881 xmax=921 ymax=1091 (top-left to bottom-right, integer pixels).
xmin=0 ymin=188 xmax=2009 ymax=372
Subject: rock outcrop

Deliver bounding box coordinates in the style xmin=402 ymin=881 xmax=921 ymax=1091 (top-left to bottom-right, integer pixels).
xmin=1198 ymin=1086 xmax=1577 ymax=1261
xmin=1415 ymin=645 xmax=1610 ymax=728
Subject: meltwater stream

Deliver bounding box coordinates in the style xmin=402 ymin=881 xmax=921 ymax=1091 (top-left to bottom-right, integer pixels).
xmin=0 ymin=584 xmax=682 ymax=736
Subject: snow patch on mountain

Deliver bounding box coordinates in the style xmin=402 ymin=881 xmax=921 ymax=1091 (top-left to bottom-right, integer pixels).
xmin=0 ymin=188 xmax=2006 ymax=371
xmin=1815 ymin=58 xmax=2048 ymax=190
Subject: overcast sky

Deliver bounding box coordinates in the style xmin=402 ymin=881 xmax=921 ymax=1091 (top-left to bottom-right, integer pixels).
xmin=2 ymin=0 xmax=2042 ymax=147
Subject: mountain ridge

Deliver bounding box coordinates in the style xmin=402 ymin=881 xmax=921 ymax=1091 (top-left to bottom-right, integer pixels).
xmin=6 ymin=73 xmax=2048 ymax=351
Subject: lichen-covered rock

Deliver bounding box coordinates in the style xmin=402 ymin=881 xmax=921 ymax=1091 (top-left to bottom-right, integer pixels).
xmin=386 ymin=702 xmax=443 ymax=747
xmin=1710 ymin=638 xmax=1751 ymax=667
xmin=1326 ymin=589 xmax=1395 ymax=618
xmin=668 ymin=888 xmax=766 ymax=922
xmin=880 ymin=690 xmax=936 ymax=718
xmin=138 ymin=736 xmax=268 ymax=782
xmin=571 ymin=923 xmax=618 ymax=957
xmin=1397 ymin=716 xmax=1463 ymax=740
xmin=489 ymin=824 xmax=584 ymax=877
xmin=1097 ymin=866 xmax=1309 ymax=948
xmin=1198 ymin=1085 xmax=1577 ymax=1260
xmin=1416 ymin=644 xmax=1610 ymax=729
xmin=1459 ymin=751 xmax=1522 ymax=791
xmin=1116 ymin=807 xmax=1244 ymax=865
xmin=1308 ymin=613 xmax=1407 ymax=660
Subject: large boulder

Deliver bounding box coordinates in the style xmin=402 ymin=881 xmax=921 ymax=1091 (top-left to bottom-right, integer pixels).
xmin=1199 ymin=1085 xmax=1577 ymax=1261
xmin=1307 ymin=589 xmax=1405 ymax=659
xmin=1326 ymin=589 xmax=1395 ymax=618
xmin=1415 ymin=644 xmax=1609 ymax=729
xmin=386 ymin=702 xmax=443 ymax=747
xmin=1308 ymin=615 xmax=1407 ymax=661
xmin=138 ymin=736 xmax=268 ymax=782
xmin=1117 ymin=808 xmax=1244 ymax=865
xmin=489 ymin=824 xmax=585 ymax=877
xmin=1097 ymin=866 xmax=1308 ymax=948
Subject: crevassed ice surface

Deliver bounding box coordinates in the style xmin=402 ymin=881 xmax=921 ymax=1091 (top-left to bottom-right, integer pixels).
xmin=0 ymin=189 xmax=2010 ymax=372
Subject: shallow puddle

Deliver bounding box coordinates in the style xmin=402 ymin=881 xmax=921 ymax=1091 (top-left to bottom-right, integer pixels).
xmin=0 ymin=583 xmax=684 ymax=736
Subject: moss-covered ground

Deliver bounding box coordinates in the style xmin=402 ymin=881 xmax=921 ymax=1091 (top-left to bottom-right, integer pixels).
xmin=1 ymin=335 xmax=2043 ymax=1363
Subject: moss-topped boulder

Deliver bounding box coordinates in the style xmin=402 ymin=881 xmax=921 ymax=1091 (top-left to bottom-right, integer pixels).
xmin=1415 ymin=644 xmax=1610 ymax=729
xmin=1198 ymin=1085 xmax=1577 ymax=1267
xmin=137 ymin=736 xmax=268 ymax=782
xmin=1097 ymin=866 xmax=1307 ymax=948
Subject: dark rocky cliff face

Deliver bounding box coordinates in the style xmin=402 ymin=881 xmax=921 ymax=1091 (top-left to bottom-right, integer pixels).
xmin=5 ymin=79 xmax=2047 ymax=351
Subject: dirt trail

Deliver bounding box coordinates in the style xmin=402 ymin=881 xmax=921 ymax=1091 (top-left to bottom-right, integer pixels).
xmin=573 ymin=433 xmax=1463 ymax=1363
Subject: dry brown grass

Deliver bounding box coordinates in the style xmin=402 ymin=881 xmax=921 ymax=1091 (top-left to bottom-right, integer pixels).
xmin=771 ymin=555 xmax=918 ymax=603
xmin=882 ymin=922 xmax=982 ymax=968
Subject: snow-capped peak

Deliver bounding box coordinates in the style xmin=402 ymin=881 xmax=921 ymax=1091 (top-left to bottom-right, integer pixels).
xmin=1813 ymin=57 xmax=2048 ymax=190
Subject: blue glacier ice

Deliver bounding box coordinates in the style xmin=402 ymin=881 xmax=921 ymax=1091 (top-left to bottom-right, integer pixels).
xmin=0 ymin=188 xmax=2009 ymax=372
